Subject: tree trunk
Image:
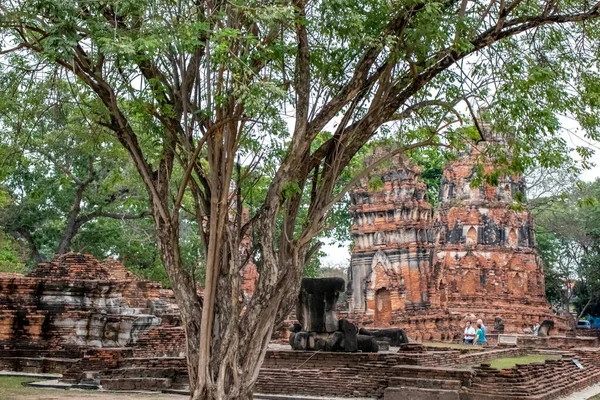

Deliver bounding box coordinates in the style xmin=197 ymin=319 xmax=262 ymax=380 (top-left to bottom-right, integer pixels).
xmin=55 ymin=220 xmax=79 ymax=255
xmin=185 ymin=212 xmax=306 ymax=400
xmin=56 ymin=181 xmax=88 ymax=255
xmin=14 ymin=229 xmax=43 ymax=264
xmin=189 ymin=273 xmax=296 ymax=400
xmin=578 ymin=295 xmax=595 ymax=320
xmin=564 ymin=285 xmax=571 ymax=313
xmin=153 ymin=218 xmax=203 ymax=394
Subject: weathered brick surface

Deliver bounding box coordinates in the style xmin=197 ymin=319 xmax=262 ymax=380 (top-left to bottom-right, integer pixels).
xmin=384 ymin=386 xmax=460 ymax=400
xmin=0 ymin=253 xmax=184 ymax=359
xmin=100 ymin=377 xmax=173 ymax=391
xmin=462 ymin=348 xmax=600 ymax=399
xmin=72 ymin=349 xmax=471 ymax=398
xmin=347 ymin=144 xmax=568 ymax=341
xmin=256 ymin=355 xmax=475 ymax=399
xmin=575 ymin=328 xmax=600 ymax=338
xmin=258 ymin=348 xmax=600 ymax=399
xmin=0 ymin=356 xmax=77 ymax=373
xmin=6 ymin=344 xmax=600 ymax=400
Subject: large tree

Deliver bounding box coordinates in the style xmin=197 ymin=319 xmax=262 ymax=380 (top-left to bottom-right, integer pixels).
xmin=0 ymin=75 xmax=151 ymax=262
xmin=2 ymin=1 xmax=600 ymax=399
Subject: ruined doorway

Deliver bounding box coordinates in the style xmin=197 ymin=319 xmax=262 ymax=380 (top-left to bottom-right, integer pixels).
xmin=375 ymin=288 xmax=392 ymax=326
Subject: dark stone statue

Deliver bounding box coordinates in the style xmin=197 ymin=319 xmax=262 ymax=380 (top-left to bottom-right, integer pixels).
xmin=326 ymin=331 xmax=345 ymax=351
xmin=339 ymin=319 xmax=358 ymax=352
xmin=356 ymin=334 xmax=379 ymax=352
xmin=494 ymin=317 xmax=505 ymax=333
xmin=292 ymin=331 xmax=309 ymax=350
xmin=290 ymin=278 xmax=378 ymax=353
xmin=358 ymin=328 xmax=409 ymax=346
xmin=297 ymin=277 xmax=345 ymax=333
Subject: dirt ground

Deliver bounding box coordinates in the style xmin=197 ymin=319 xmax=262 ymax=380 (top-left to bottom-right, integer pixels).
xmin=12 ymin=393 xmax=182 ymax=400
xmin=0 ymin=377 xmax=183 ymax=400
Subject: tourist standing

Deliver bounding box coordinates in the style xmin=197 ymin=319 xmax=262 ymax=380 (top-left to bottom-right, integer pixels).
xmin=474 ymin=322 xmax=486 ymax=345
xmin=477 ymin=318 xmax=487 ymax=342
xmin=463 ymin=321 xmax=475 ymax=344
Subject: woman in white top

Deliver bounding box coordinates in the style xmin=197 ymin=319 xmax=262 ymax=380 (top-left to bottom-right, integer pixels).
xmin=463 ymin=321 xmax=475 ymax=344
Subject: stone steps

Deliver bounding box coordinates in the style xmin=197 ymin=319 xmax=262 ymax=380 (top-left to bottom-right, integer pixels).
xmin=118 ymin=357 xmax=186 ymax=370
xmin=100 ymin=377 xmax=173 ymax=391
xmin=384 ymin=376 xmax=462 ymax=400
xmin=97 ymin=367 xmax=186 ymax=380
xmin=384 ymin=386 xmax=459 ymax=400
xmin=387 ymin=376 xmax=461 ymax=390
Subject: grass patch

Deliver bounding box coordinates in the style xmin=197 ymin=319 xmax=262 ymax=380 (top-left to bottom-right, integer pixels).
xmin=488 ymin=354 xmax=560 ymax=370
xmin=0 ymin=376 xmax=180 ymax=399
xmin=0 ymin=377 xmax=38 ymax=396
xmin=587 ymin=395 xmax=600 ymax=400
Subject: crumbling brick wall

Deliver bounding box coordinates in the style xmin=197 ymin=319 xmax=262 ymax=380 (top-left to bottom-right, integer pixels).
xmin=0 ymin=253 xmax=184 ymax=357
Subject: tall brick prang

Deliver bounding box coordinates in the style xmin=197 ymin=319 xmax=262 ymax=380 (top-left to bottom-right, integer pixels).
xmin=431 ymin=137 xmax=550 ymax=330
xmin=346 ymin=137 xmax=564 ymax=339
xmin=348 ymin=148 xmax=435 ymax=325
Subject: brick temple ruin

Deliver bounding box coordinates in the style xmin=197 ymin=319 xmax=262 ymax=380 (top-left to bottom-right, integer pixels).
xmin=1 ymin=253 xmax=599 ymax=399
xmin=3 ymin=139 xmax=600 ymax=399
xmin=346 ymin=141 xmax=565 ymax=341
xmin=0 ymin=254 xmax=186 ymax=365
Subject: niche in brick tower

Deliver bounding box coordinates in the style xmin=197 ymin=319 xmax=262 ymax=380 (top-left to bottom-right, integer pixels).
xmin=375 ymin=288 xmax=392 ymax=325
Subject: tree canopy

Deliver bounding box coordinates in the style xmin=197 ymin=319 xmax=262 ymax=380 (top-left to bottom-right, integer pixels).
xmin=2 ymin=0 xmax=600 ymax=398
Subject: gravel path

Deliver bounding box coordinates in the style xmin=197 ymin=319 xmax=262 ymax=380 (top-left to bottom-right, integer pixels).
xmin=558 ymin=382 xmax=600 ymax=400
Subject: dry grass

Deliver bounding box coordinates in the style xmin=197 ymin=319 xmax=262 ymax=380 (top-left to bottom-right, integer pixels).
xmin=0 ymin=377 xmax=182 ymax=400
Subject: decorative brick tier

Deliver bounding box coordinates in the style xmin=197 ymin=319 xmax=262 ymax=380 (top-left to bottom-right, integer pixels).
xmin=262 ymin=348 xmax=461 ymax=368
xmin=503 ymin=334 xmax=598 ymax=348
xmin=27 ymin=254 xmax=137 ymax=281
xmin=575 ymin=328 xmax=600 ymax=339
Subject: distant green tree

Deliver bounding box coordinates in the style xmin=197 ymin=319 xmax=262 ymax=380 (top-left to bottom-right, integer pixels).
xmin=0 ymin=232 xmax=29 ymax=273
xmin=535 ymin=180 xmax=600 ymax=318
xmin=535 ymin=227 xmax=572 ymax=310
xmin=0 ymin=78 xmax=151 ymax=262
